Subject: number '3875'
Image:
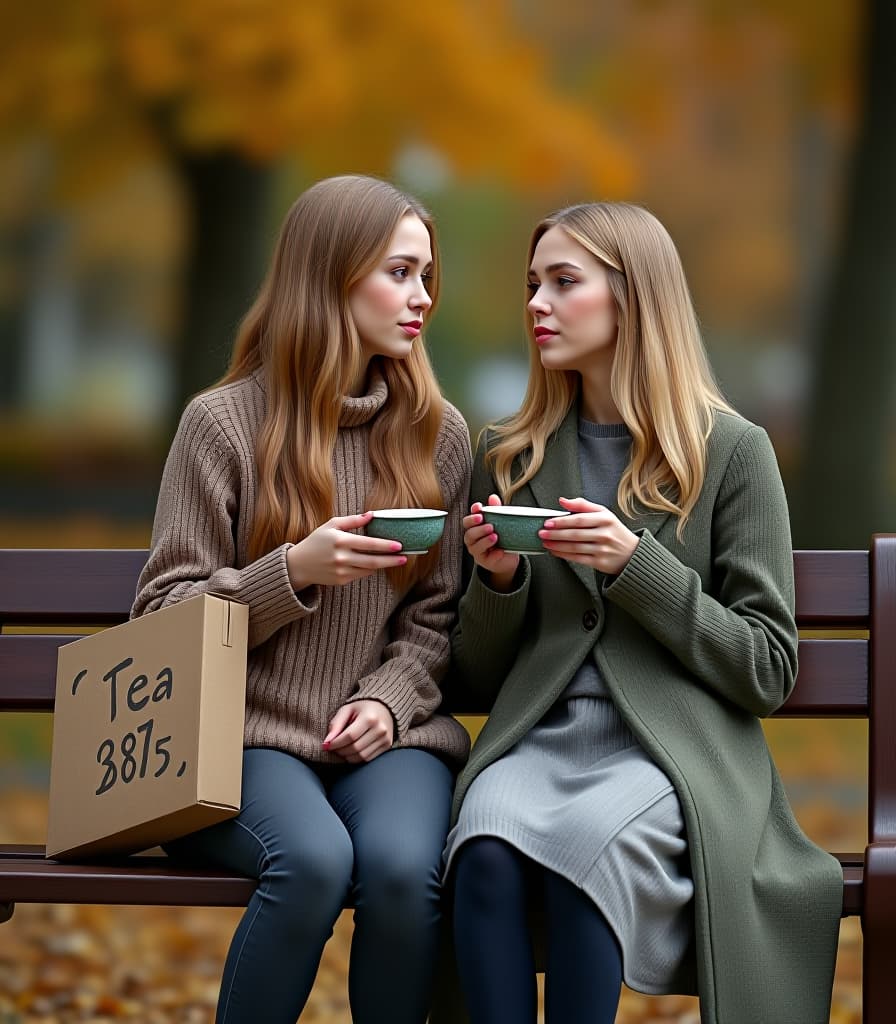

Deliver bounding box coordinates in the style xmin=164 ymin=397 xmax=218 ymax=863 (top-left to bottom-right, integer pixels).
xmin=95 ymin=717 xmax=185 ymax=795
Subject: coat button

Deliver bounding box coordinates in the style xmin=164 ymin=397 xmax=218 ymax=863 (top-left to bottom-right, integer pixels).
xmin=582 ymin=609 xmax=598 ymax=631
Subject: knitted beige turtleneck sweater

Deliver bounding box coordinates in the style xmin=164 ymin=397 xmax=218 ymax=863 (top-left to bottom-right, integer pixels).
xmin=131 ymin=367 xmax=472 ymax=767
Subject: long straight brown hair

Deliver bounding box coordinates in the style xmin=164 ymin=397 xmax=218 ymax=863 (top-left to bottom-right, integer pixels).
xmin=488 ymin=202 xmax=736 ymax=537
xmin=219 ymin=175 xmax=446 ymax=587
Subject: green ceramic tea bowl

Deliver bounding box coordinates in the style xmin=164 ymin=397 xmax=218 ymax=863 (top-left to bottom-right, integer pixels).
xmin=480 ymin=505 xmax=570 ymax=555
xmin=363 ymin=508 xmax=448 ymax=554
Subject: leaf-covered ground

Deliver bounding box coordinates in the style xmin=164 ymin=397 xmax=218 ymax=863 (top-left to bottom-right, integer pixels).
xmin=0 ymin=891 xmax=862 ymax=1023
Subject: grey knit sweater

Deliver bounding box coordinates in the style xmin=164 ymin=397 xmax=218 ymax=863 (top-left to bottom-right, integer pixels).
xmin=563 ymin=418 xmax=633 ymax=699
xmin=131 ymin=367 xmax=473 ymax=767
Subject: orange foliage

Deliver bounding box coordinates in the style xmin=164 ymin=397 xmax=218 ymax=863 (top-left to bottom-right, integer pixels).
xmin=0 ymin=0 xmax=635 ymax=195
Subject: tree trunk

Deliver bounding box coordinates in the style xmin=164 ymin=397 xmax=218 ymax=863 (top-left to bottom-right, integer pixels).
xmin=171 ymin=150 xmax=274 ymax=421
xmin=795 ymin=0 xmax=896 ymax=547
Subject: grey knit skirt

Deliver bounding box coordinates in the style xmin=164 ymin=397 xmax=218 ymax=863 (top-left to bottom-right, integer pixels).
xmin=443 ymin=695 xmax=695 ymax=994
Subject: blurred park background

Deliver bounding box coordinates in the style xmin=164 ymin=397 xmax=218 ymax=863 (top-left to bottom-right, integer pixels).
xmin=1 ymin=0 xmax=892 ymax=1020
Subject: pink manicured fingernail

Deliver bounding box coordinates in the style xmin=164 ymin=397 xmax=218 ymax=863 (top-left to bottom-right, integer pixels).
xmin=544 ymin=520 xmax=555 ymax=528
xmin=399 ymin=557 xmax=407 ymax=565
xmin=474 ymin=514 xmax=482 ymax=524
xmin=391 ymin=542 xmax=402 ymax=551
xmin=322 ymin=741 xmax=331 ymax=750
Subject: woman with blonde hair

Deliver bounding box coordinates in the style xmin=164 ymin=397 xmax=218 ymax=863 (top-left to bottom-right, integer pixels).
xmin=442 ymin=202 xmax=841 ymax=1024
xmin=132 ymin=174 xmax=472 ymax=1023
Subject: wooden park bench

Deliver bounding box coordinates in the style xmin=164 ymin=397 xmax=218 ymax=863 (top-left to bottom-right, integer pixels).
xmin=0 ymin=542 xmax=894 ymax=1022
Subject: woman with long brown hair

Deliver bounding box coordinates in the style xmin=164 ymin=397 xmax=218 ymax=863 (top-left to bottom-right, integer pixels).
xmin=132 ymin=175 xmax=472 ymax=1023
xmin=442 ymin=202 xmax=841 ymax=1024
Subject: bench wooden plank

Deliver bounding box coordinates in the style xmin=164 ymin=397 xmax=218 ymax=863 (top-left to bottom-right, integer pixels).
xmin=0 ymin=853 xmax=256 ymax=907
xmin=0 ymin=548 xmax=872 ymax=626
xmin=0 ymin=549 xmax=147 ymax=625
xmin=839 ymin=857 xmax=864 ymax=917
xmin=774 ymin=639 xmax=868 ymax=716
xmin=0 ymin=635 xmax=88 ymax=710
xmin=0 ymin=845 xmax=861 ymax=917
xmin=793 ymin=550 xmax=869 ymax=626
xmin=0 ymin=636 xmax=871 ymax=716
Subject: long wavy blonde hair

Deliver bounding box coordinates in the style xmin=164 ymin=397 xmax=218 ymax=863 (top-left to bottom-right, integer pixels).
xmin=488 ymin=202 xmax=735 ymax=536
xmin=219 ymin=175 xmax=446 ymax=586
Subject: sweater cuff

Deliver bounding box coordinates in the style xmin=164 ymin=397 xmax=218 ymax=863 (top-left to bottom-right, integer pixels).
xmin=236 ymin=544 xmax=321 ymax=631
xmin=349 ymin=663 xmax=424 ymax=739
xmin=461 ymin=558 xmax=531 ymax=634
xmin=603 ymin=530 xmax=689 ymax=617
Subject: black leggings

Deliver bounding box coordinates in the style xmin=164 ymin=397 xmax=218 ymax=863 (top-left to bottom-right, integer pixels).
xmin=452 ymin=837 xmax=623 ymax=1024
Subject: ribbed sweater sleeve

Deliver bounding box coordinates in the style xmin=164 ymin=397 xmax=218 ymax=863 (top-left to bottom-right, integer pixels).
xmin=131 ymin=397 xmax=320 ymax=648
xmin=448 ymin=560 xmax=531 ymax=711
xmin=603 ymin=426 xmax=798 ymax=716
xmin=448 ymin=431 xmax=532 ymax=707
xmin=349 ymin=406 xmax=473 ymax=736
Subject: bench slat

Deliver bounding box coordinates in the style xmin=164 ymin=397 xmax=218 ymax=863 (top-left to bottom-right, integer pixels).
xmin=0 ymin=549 xmax=871 ymax=627
xmin=839 ymin=859 xmax=863 ymax=917
xmin=0 ymin=844 xmax=862 ymax=917
xmin=773 ymin=639 xmax=868 ymax=716
xmin=0 ymin=850 xmax=256 ymax=907
xmin=0 ymin=636 xmax=870 ymax=716
xmin=0 ymin=549 xmax=147 ymax=625
xmin=793 ymin=550 xmax=869 ymax=626
xmin=0 ymin=636 xmax=87 ymax=710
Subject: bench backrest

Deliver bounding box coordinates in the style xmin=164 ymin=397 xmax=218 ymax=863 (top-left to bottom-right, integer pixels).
xmin=1 ymin=541 xmax=894 ymax=844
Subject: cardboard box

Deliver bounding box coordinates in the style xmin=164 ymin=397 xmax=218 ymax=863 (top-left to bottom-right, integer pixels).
xmin=47 ymin=593 xmax=248 ymax=860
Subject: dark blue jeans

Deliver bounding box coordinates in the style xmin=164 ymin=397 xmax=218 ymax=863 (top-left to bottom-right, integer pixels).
xmin=164 ymin=746 xmax=453 ymax=1024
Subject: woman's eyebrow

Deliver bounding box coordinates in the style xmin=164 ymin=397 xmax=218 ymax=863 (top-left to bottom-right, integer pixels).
xmin=386 ymin=254 xmax=430 ymax=265
xmin=528 ymin=260 xmax=583 ymax=278
xmin=545 ymin=261 xmax=583 ymax=272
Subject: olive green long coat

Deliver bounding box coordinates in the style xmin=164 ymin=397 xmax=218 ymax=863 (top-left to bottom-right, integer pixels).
xmin=437 ymin=405 xmax=842 ymax=1024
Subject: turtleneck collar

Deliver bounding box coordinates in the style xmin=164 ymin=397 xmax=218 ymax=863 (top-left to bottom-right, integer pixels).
xmin=250 ymin=364 xmax=389 ymax=429
xmin=339 ymin=366 xmax=389 ymax=427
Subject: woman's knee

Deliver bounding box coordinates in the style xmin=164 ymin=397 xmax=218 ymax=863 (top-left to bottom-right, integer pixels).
xmin=268 ymin=822 xmax=354 ymax=904
xmin=354 ymin=838 xmax=443 ymax=922
xmin=453 ymin=838 xmax=528 ymax=908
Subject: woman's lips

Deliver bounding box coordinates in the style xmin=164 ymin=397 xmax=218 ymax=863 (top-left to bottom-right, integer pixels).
xmin=399 ymin=321 xmax=421 ymax=338
xmin=534 ymin=326 xmax=557 ymax=345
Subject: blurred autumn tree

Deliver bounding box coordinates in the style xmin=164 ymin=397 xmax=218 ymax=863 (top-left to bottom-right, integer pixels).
xmin=795 ymin=0 xmax=896 ymax=546
xmin=0 ymin=0 xmax=633 ymax=413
